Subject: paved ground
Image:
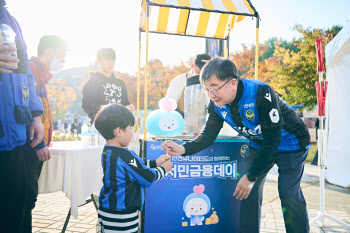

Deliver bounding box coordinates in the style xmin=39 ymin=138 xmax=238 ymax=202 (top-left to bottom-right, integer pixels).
xmin=31 ymin=164 xmax=350 ymax=233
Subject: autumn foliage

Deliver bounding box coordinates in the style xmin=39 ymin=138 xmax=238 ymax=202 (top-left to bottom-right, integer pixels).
xmin=47 ymin=24 xmax=342 ymax=117
xmin=118 ymin=59 xmax=189 ymax=109
xmin=47 ymin=79 xmax=77 ymax=119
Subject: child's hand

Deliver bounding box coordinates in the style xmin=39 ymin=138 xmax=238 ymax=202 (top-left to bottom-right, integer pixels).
xmin=156 ymin=154 xmax=171 ymax=166
xmin=161 ymin=160 xmax=172 ymax=173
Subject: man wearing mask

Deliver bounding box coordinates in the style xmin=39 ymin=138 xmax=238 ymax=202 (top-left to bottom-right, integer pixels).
xmin=22 ymin=35 xmax=69 ymax=232
xmin=82 ymin=48 xmax=134 ymax=122
xmin=0 ymin=2 xmax=44 ymax=232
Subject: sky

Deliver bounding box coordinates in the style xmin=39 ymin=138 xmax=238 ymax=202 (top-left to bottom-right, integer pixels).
xmin=7 ymin=0 xmax=350 ymax=74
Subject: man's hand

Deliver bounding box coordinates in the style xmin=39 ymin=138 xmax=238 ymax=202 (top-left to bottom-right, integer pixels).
xmin=161 ymin=141 xmax=185 ymax=156
xmin=233 ymin=175 xmax=255 ymax=200
xmin=126 ymin=104 xmax=135 ymax=112
xmin=156 ymin=154 xmax=171 ymax=166
xmin=161 ymin=160 xmax=172 ymax=173
xmin=0 ymin=45 xmax=19 ymax=73
xmin=29 ymin=117 xmax=44 ymax=148
xmin=36 ymin=146 xmax=51 ymax=161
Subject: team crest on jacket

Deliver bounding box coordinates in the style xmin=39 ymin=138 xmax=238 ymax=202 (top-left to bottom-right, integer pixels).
xmin=269 ymin=108 xmax=280 ymax=123
xmin=22 ymin=83 xmax=29 ymax=102
xmin=246 ymin=109 xmax=254 ymax=121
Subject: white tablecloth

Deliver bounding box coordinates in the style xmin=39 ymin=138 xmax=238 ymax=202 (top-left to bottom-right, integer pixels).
xmin=38 ymin=141 xmax=104 ymax=218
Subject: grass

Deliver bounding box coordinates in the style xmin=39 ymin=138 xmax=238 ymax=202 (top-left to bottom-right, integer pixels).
xmin=306 ymin=142 xmax=318 ymax=163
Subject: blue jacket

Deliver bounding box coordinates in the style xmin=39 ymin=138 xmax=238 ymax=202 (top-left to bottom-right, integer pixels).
xmin=183 ymin=78 xmax=310 ymax=177
xmin=213 ymin=78 xmax=308 ymax=152
xmin=0 ymin=5 xmax=43 ymax=152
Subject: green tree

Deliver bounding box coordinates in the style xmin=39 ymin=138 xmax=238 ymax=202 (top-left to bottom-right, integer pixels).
xmin=270 ymin=24 xmax=342 ymax=110
xmin=261 ymin=37 xmax=300 ymax=61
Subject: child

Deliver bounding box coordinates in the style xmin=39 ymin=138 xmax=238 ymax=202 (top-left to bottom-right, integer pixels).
xmin=95 ymin=104 xmax=172 ymax=233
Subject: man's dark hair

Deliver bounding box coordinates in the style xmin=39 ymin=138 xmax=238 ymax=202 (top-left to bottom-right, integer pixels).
xmin=95 ymin=104 xmax=135 ymax=140
xmin=97 ymin=48 xmax=116 ymax=61
xmin=194 ymin=53 xmax=211 ymax=70
xmin=37 ymin=35 xmax=69 ymax=57
xmin=200 ymin=57 xmax=238 ymax=83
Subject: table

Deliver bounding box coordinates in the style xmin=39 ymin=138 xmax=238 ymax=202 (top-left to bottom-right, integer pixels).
xmin=38 ymin=141 xmax=104 ymax=219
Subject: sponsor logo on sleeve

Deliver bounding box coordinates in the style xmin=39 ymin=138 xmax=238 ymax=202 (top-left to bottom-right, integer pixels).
xmin=269 ymin=108 xmax=280 ymax=123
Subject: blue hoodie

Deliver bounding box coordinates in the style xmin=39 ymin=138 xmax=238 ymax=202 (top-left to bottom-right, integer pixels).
xmin=0 ymin=3 xmax=43 ymax=152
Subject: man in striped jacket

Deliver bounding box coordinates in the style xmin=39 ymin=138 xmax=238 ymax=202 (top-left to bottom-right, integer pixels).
xmin=95 ymin=104 xmax=172 ymax=233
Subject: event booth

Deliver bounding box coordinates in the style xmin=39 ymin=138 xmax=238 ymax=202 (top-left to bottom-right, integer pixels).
xmin=325 ymin=21 xmax=350 ymax=188
xmin=136 ymin=1 xmax=259 ymax=232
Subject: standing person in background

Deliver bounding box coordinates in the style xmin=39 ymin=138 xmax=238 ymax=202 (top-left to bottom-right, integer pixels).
xmin=64 ymin=119 xmax=68 ymax=133
xmin=82 ymin=48 xmax=134 ymax=123
xmin=165 ymin=72 xmax=188 ymax=117
xmin=184 ymin=53 xmax=211 ymax=135
xmin=57 ymin=117 xmax=62 ymax=131
xmin=71 ymin=114 xmax=78 ymax=133
xmin=22 ymin=35 xmax=69 ymax=233
xmin=0 ymin=2 xmax=44 ymax=232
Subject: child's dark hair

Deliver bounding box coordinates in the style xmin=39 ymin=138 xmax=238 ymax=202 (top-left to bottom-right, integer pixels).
xmin=96 ymin=48 xmax=116 ymax=61
xmin=94 ymin=104 xmax=135 ymax=140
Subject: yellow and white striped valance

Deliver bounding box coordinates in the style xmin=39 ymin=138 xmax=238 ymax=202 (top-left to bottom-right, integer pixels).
xmin=140 ymin=0 xmax=258 ymax=39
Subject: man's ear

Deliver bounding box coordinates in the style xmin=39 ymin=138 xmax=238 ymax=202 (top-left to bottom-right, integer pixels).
xmin=231 ymin=78 xmax=238 ymax=87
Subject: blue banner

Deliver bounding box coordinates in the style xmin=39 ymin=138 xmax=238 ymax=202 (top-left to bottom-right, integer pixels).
xmin=143 ymin=139 xmax=249 ymax=233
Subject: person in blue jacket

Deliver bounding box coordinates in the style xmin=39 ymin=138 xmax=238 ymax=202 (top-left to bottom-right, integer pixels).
xmin=0 ymin=1 xmax=44 ymax=232
xmin=163 ymin=58 xmax=310 ymax=233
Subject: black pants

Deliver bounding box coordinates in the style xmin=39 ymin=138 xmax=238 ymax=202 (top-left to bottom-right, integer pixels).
xmin=0 ymin=147 xmax=26 ymax=233
xmin=22 ymin=150 xmax=44 ymax=233
xmin=240 ymin=148 xmax=310 ymax=233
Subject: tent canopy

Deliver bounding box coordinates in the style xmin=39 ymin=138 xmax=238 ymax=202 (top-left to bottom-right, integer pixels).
xmin=140 ymin=0 xmax=258 ymax=39
xmin=325 ymin=20 xmax=350 ymax=188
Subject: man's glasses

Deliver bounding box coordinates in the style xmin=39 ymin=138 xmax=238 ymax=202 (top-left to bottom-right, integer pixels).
xmin=203 ymin=79 xmax=232 ymax=96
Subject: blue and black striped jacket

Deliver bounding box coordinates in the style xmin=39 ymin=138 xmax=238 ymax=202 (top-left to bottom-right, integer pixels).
xmin=99 ymin=146 xmax=165 ymax=211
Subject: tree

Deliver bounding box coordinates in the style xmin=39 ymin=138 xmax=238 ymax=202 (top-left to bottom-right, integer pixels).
xmin=47 ymin=79 xmax=77 ymax=119
xmin=271 ymin=25 xmax=342 ymax=109
xmin=230 ymin=44 xmax=273 ymax=83
xmin=132 ymin=59 xmax=189 ymax=109
xmin=261 ymin=37 xmax=300 ymax=61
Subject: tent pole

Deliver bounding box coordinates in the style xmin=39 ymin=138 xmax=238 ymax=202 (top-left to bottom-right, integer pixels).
xmin=137 ymin=32 xmax=141 ymax=135
xmin=310 ymin=71 xmax=350 ymax=230
xmin=227 ymin=35 xmax=230 ymax=58
xmin=144 ymin=2 xmax=150 ymax=141
xmin=255 ymin=15 xmax=259 ymax=80
xmin=224 ymin=37 xmax=228 ymax=58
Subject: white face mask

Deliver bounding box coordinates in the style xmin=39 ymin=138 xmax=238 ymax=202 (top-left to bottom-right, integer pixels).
xmin=50 ymin=56 xmax=64 ymax=73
